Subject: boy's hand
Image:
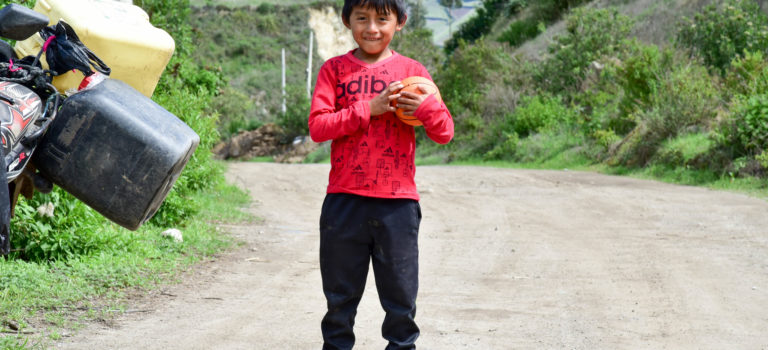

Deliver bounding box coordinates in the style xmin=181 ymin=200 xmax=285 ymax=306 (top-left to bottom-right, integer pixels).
xmin=369 ymin=81 xmax=404 ymax=116
xmin=395 ymin=85 xmax=430 ymax=116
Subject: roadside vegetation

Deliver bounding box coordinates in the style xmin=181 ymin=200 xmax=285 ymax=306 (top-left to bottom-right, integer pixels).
xmin=2 ymin=0 xmax=768 ymax=347
xmin=1 ymin=0 xmax=250 ymax=348
xmin=196 ymin=0 xmax=768 ymax=197
xmin=435 ymin=0 xmax=768 ymax=195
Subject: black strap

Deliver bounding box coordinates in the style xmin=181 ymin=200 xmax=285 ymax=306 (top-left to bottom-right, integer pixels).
xmin=38 ymin=20 xmax=111 ymax=77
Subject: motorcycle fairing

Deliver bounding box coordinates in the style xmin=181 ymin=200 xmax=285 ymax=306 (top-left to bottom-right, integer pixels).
xmin=0 ymin=81 xmax=42 ymax=182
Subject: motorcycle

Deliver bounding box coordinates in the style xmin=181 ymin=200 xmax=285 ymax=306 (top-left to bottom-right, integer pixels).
xmin=0 ymin=3 xmax=200 ymax=255
xmin=0 ymin=4 xmax=55 ymax=255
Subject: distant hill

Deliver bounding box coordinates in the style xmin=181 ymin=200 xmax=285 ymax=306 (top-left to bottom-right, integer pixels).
xmin=512 ymin=0 xmax=768 ymax=60
xmin=189 ymin=0 xmax=479 ymax=46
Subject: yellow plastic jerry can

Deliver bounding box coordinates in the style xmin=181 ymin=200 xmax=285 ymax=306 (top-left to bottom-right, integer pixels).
xmin=14 ymin=0 xmax=175 ymax=97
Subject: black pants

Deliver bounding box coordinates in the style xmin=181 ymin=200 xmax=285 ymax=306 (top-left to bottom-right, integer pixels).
xmin=319 ymin=193 xmax=421 ymax=350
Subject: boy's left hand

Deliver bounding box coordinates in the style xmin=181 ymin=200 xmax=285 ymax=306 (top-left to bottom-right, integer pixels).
xmin=396 ymin=85 xmax=431 ymax=116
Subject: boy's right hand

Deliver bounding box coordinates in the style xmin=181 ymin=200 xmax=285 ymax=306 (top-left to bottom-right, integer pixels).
xmin=369 ymin=81 xmax=404 ymax=116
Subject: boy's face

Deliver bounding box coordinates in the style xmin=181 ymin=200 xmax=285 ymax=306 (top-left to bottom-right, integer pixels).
xmin=344 ymin=5 xmax=403 ymax=61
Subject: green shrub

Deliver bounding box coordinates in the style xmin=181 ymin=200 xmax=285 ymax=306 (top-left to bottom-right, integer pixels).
xmin=676 ymin=0 xmax=768 ymax=74
xmin=445 ymin=0 xmax=522 ymax=53
xmin=724 ymin=50 xmax=768 ymax=98
xmin=213 ymin=85 xmax=261 ymax=139
xmin=513 ymin=129 xmax=587 ymax=164
xmin=533 ymin=0 xmax=593 ymax=22
xmin=9 ymin=189 xmax=128 ymax=261
xmin=437 ymin=39 xmax=514 ymax=116
xmin=612 ymin=61 xmax=721 ymax=167
xmin=507 ymin=95 xmax=576 ymax=137
xmin=616 ymin=42 xmax=671 ymax=120
xmin=720 ymin=94 xmax=768 ymax=156
xmin=391 ymin=28 xmax=443 ymax=75
xmin=642 ymin=62 xmax=720 ymax=141
xmin=136 ymin=0 xmax=194 ymax=54
xmin=483 ymin=131 xmax=519 ymax=160
xmin=592 ymin=129 xmax=621 ymax=149
xmin=0 ymin=0 xmax=33 ymax=8
xmin=653 ymin=132 xmax=715 ymax=168
xmin=536 ymin=7 xmax=634 ymax=94
xmin=277 ymin=85 xmax=311 ymax=139
xmin=499 ymin=18 xmax=544 ymax=47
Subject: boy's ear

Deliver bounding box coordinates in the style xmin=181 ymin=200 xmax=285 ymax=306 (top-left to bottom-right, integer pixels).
xmin=343 ymin=17 xmax=351 ymax=29
xmin=396 ymin=14 xmax=406 ymax=31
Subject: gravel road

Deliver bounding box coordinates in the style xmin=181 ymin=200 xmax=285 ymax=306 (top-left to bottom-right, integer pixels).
xmin=56 ymin=162 xmax=768 ymax=349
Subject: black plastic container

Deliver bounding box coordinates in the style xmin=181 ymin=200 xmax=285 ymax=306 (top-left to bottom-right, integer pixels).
xmin=34 ymin=79 xmax=199 ymax=230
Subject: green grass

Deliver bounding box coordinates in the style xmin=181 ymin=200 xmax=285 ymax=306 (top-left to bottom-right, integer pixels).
xmin=0 ymin=171 xmax=252 ymax=349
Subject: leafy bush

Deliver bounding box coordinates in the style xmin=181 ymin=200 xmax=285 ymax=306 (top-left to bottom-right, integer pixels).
xmin=499 ymin=18 xmax=544 ymax=48
xmin=483 ymin=131 xmax=519 ymax=160
xmin=617 ymin=42 xmax=668 ymax=118
xmin=676 ymin=0 xmax=768 ymax=74
xmin=641 ymin=62 xmax=720 ymax=141
xmin=724 ymin=50 xmax=768 ymax=98
xmin=445 ymin=0 xmax=523 ymax=53
xmin=536 ymin=7 xmax=634 ymax=94
xmin=391 ymin=28 xmax=444 ymax=75
xmin=277 ymin=85 xmax=311 ymax=139
xmin=437 ymin=39 xmax=514 ymax=115
xmin=212 ymin=85 xmax=261 ymax=139
xmin=136 ymin=0 xmax=194 ymax=54
xmin=653 ymin=132 xmax=715 ymax=168
xmin=0 ymin=0 xmax=33 ymax=8
xmin=533 ymin=0 xmax=593 ymax=22
xmin=720 ymin=94 xmax=768 ymax=156
xmin=9 ymin=189 xmax=128 ymax=261
xmin=612 ymin=61 xmax=721 ymax=167
xmin=507 ymin=95 xmax=576 ymax=137
xmin=513 ymin=129 xmax=588 ymax=164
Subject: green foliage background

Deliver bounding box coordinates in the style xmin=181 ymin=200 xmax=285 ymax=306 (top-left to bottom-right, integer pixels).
xmin=1 ymin=0 xmax=240 ymax=347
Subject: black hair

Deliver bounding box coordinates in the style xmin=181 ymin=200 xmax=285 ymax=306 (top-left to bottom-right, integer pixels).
xmin=342 ymin=0 xmax=408 ymax=25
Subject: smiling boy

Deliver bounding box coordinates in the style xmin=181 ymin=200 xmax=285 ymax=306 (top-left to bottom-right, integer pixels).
xmin=308 ymin=0 xmax=454 ymax=348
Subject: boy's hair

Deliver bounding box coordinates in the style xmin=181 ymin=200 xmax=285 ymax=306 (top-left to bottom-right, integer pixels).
xmin=342 ymin=0 xmax=408 ymax=25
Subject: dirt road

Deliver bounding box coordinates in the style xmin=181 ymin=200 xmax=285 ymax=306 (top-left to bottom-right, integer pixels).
xmin=57 ymin=162 xmax=768 ymax=349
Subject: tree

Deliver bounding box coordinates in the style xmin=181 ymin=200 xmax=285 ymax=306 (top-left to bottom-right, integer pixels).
xmin=439 ymin=0 xmax=463 ymax=36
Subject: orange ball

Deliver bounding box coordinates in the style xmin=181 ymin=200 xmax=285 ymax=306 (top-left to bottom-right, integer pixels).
xmin=391 ymin=76 xmax=442 ymax=126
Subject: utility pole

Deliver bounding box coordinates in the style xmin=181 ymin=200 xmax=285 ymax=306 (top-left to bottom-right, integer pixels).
xmin=306 ymin=31 xmax=314 ymax=99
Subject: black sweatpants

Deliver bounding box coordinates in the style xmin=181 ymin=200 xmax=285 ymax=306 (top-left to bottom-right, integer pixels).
xmin=319 ymin=193 xmax=422 ymax=350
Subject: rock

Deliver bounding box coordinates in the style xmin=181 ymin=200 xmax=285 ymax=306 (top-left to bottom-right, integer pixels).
xmin=162 ymin=228 xmax=183 ymax=243
xmin=36 ymin=202 xmax=55 ymax=218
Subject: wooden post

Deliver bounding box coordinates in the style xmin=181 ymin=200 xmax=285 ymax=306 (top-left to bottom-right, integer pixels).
xmin=282 ymin=48 xmax=286 ymax=114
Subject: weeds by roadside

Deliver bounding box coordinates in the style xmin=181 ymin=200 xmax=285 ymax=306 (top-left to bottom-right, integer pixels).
xmin=0 ymin=175 xmax=251 ymax=349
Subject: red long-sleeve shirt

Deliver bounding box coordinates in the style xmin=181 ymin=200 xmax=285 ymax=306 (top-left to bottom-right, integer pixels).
xmin=309 ymin=49 xmax=454 ymax=200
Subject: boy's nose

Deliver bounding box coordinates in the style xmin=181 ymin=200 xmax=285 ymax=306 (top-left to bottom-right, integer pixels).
xmin=365 ymin=20 xmax=378 ymax=32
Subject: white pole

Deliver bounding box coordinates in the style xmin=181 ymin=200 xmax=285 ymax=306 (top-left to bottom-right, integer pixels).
xmin=306 ymin=30 xmax=314 ymax=98
xmin=282 ymin=48 xmax=286 ymax=114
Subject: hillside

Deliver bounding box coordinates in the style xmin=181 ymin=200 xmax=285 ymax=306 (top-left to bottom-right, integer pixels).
xmin=191 ymin=0 xmax=480 ymax=46
xmin=192 ymin=0 xmax=768 ymax=189
xmin=507 ymin=0 xmax=768 ymax=60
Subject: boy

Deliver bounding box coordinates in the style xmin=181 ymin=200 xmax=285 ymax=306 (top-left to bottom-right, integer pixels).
xmin=308 ymin=0 xmax=454 ymax=348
